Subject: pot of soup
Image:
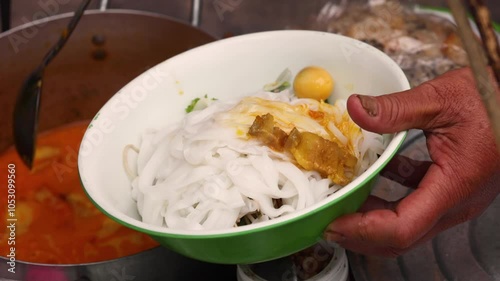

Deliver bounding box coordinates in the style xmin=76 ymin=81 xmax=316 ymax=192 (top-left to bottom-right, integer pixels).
xmin=0 ymin=9 xmax=236 ymax=281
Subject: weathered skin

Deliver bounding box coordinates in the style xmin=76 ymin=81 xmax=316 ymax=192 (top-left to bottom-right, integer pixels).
xmin=325 ymin=68 xmax=500 ymax=257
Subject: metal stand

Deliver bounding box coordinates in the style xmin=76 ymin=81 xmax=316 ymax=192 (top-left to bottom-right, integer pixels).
xmin=191 ymin=0 xmax=202 ymax=27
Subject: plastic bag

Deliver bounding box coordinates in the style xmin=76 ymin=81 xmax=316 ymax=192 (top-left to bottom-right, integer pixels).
xmin=309 ymin=0 xmax=469 ymax=87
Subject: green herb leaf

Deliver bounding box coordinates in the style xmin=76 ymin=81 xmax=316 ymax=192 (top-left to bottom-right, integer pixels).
xmin=185 ymin=98 xmax=200 ymax=113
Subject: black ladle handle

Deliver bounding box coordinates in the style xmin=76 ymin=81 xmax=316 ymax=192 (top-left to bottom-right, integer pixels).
xmin=39 ymin=0 xmax=91 ymax=69
xmin=0 ymin=0 xmax=11 ymax=32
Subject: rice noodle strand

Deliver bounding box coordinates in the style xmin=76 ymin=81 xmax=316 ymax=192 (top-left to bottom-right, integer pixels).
xmin=123 ymin=91 xmax=383 ymax=231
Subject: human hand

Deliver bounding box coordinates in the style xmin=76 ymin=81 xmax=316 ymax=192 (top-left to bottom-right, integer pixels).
xmin=324 ymin=67 xmax=500 ymax=257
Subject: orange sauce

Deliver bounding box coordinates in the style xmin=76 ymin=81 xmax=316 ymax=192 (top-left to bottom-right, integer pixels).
xmin=0 ymin=121 xmax=158 ymax=264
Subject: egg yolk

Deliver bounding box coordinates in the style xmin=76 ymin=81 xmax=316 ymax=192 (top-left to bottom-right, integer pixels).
xmin=293 ymin=66 xmax=334 ymax=101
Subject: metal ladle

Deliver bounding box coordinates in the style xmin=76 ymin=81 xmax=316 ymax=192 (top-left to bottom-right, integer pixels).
xmin=12 ymin=0 xmax=91 ymax=169
xmin=12 ymin=0 xmax=203 ymax=169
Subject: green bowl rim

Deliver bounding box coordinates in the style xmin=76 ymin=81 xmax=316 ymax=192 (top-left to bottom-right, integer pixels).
xmin=79 ymin=130 xmax=408 ymax=239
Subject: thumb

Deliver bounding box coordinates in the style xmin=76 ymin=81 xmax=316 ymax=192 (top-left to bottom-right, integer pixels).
xmin=346 ymin=81 xmax=449 ymax=134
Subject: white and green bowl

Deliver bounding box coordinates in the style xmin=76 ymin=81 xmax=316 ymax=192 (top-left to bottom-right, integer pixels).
xmin=78 ymin=30 xmax=410 ymax=264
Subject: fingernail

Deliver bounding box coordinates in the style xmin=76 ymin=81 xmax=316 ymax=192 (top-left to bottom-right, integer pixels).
xmin=324 ymin=231 xmax=346 ymax=242
xmin=357 ymin=95 xmax=378 ymax=117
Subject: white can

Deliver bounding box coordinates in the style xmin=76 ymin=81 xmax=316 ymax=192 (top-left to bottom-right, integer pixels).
xmin=237 ymin=242 xmax=349 ymax=281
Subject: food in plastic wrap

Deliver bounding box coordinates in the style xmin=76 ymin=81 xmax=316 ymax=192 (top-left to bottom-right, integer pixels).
xmin=311 ymin=0 xmax=469 ymax=87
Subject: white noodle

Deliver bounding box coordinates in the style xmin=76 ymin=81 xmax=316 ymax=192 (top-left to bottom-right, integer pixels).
xmin=123 ymin=91 xmax=385 ymax=231
xmin=122 ymin=145 xmax=139 ymax=181
xmin=327 ymin=121 xmax=348 ymax=145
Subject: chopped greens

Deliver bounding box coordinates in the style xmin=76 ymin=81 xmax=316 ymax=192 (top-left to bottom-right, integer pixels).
xmin=185 ymin=95 xmax=217 ymax=113
xmin=185 ymin=98 xmax=200 ymax=113
xmin=263 ymin=68 xmax=293 ymax=93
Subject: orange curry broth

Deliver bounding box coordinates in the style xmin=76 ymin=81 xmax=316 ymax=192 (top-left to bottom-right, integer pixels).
xmin=0 ymin=121 xmax=158 ymax=264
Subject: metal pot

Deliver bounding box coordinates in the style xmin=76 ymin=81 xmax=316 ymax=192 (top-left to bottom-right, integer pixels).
xmin=0 ymin=9 xmax=237 ymax=281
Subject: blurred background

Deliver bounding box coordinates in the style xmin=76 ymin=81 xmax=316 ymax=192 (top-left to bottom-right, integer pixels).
xmin=5 ymin=0 xmax=500 ymax=38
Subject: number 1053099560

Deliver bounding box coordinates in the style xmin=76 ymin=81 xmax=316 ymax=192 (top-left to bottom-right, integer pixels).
xmin=6 ymin=163 xmax=16 ymax=274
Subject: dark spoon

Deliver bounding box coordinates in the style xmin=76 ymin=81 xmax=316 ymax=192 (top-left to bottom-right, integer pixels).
xmin=12 ymin=0 xmax=90 ymax=169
